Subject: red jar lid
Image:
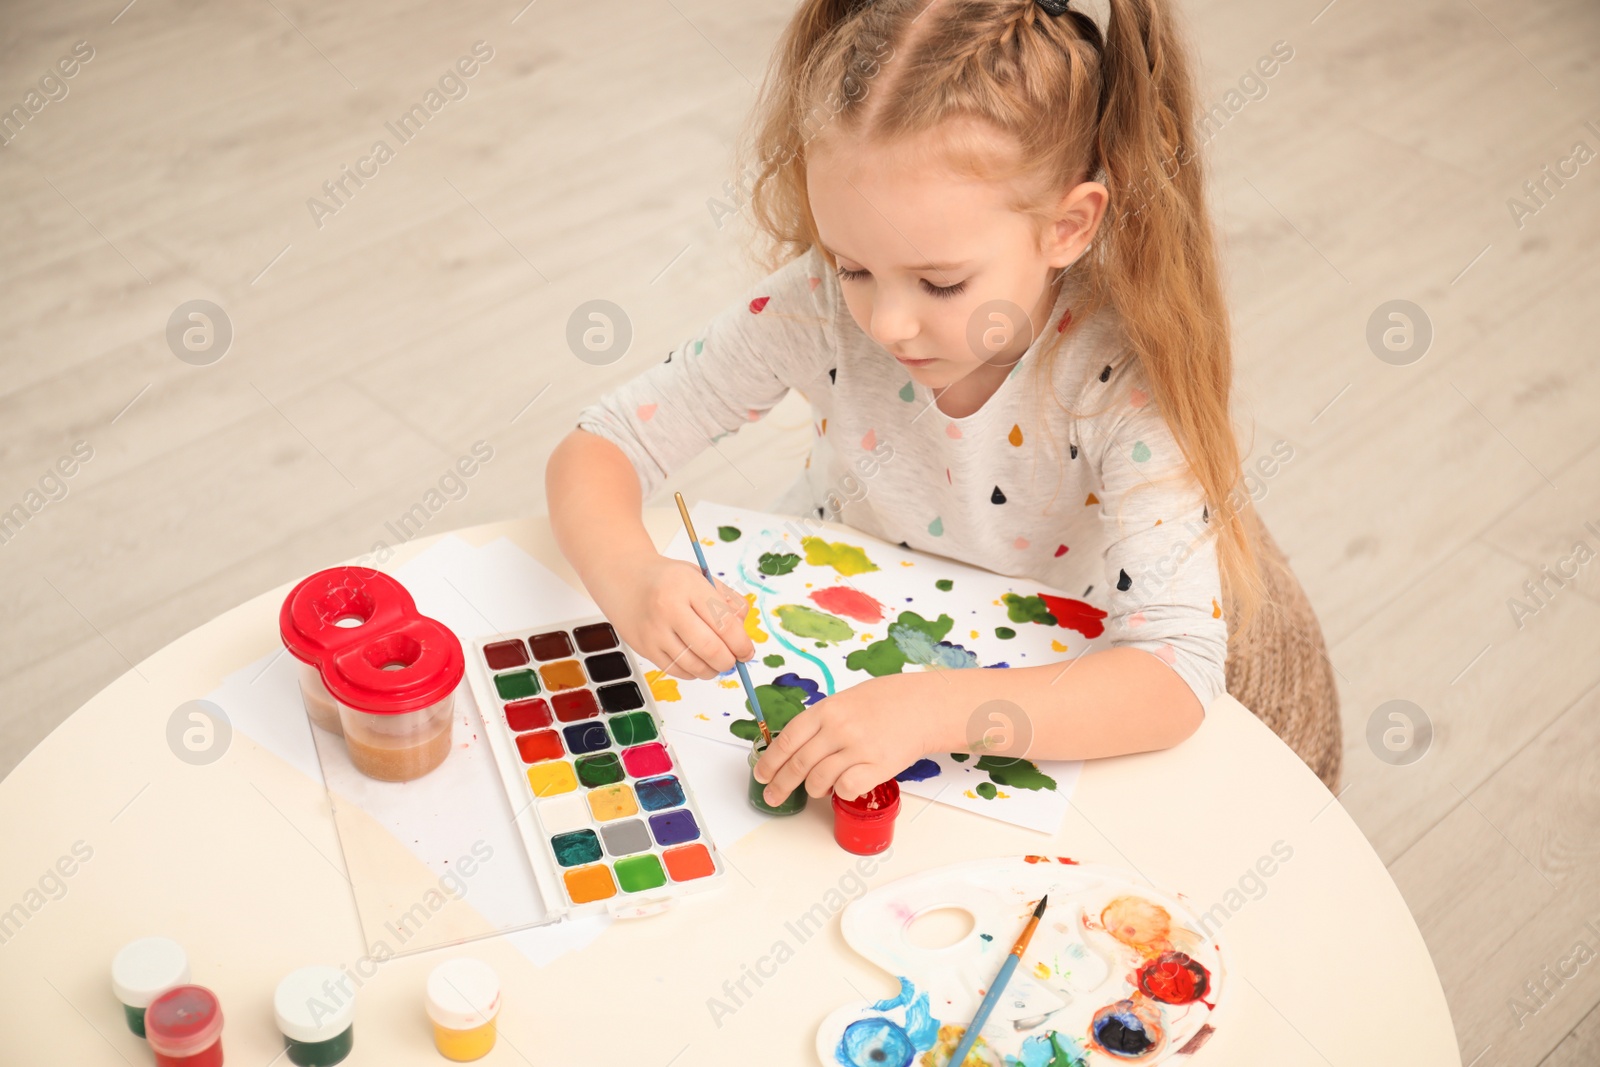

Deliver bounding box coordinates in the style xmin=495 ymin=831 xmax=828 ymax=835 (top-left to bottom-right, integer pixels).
xmin=323 ymin=616 xmax=465 ymax=714
xmin=279 ymin=567 xmax=415 ymax=666
xmin=146 ymin=984 xmax=223 ymax=1058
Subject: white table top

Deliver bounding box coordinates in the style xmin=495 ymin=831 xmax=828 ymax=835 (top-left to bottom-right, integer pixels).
xmin=0 ymin=512 xmax=1459 ymax=1065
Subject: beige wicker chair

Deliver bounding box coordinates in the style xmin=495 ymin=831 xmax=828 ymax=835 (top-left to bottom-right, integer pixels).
xmin=1222 ymin=511 xmax=1343 ymax=792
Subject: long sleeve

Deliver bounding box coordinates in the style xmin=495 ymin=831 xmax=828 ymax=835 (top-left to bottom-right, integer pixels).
xmin=1081 ymin=359 xmax=1230 ymax=710
xmin=574 ymin=246 xmax=838 ymax=500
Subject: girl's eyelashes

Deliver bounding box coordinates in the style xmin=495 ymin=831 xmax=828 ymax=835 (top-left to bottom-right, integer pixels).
xmin=834 ymin=264 xmax=969 ymax=300
xmin=923 ymin=279 xmax=967 ymax=300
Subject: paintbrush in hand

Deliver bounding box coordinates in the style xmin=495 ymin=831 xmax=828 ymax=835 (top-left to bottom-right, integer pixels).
xmin=946 ymin=894 xmax=1051 ymax=1067
xmin=673 ymin=492 xmax=771 ymax=747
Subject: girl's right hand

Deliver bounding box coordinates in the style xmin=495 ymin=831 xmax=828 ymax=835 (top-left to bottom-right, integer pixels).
xmin=589 ymin=551 xmax=756 ymax=680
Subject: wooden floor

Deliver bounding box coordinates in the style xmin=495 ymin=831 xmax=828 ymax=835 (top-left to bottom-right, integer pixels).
xmin=3 ymin=0 xmax=1597 ymax=1061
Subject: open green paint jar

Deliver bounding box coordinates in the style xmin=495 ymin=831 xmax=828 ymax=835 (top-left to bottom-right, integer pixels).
xmin=274 ymin=965 xmax=355 ymax=1066
xmin=111 ymin=936 xmax=190 ymax=1037
xmin=748 ymin=742 xmax=807 ymax=816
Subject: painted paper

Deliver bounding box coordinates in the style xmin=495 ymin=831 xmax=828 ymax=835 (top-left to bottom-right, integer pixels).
xmin=662 ymin=502 xmax=1089 ymax=832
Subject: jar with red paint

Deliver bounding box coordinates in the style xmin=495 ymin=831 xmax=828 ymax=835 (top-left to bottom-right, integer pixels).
xmin=145 ymin=984 xmax=224 ymax=1067
xmin=279 ymin=568 xmax=415 ymax=736
xmin=832 ymin=779 xmax=900 ymax=855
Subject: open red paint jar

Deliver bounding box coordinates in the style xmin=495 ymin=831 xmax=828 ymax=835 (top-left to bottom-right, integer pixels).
xmin=323 ymin=617 xmax=464 ymax=783
xmin=279 ymin=568 xmax=415 ymax=736
xmin=145 ymin=984 xmax=224 ymax=1067
xmin=832 ymin=779 xmax=900 ymax=855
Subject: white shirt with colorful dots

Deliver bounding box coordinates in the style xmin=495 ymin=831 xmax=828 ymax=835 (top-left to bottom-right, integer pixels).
xmin=574 ymin=244 xmax=1229 ymax=709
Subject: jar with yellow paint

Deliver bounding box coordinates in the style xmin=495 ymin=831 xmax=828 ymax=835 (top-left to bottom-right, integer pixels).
xmin=424 ymin=958 xmax=500 ymax=1061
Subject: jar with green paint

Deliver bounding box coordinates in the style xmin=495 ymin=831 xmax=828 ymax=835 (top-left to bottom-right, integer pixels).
xmin=274 ymin=965 xmax=356 ymax=1066
xmin=748 ymin=741 xmax=807 ymax=816
xmin=111 ymin=936 xmax=190 ymax=1037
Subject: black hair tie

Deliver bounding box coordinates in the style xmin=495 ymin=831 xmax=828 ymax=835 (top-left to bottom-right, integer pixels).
xmin=1036 ymin=0 xmax=1072 ymax=14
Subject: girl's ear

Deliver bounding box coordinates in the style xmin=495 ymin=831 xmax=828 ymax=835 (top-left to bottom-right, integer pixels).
xmin=1045 ymin=180 xmax=1109 ymax=269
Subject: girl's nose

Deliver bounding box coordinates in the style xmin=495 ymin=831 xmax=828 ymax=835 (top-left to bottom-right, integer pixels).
xmin=868 ymin=293 xmax=918 ymax=349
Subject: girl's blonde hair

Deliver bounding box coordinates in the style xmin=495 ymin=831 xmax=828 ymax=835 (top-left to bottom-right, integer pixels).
xmin=734 ymin=0 xmax=1265 ymax=641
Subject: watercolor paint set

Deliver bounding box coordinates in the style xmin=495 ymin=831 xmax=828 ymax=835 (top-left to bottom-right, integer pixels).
xmin=463 ymin=614 xmax=726 ymax=920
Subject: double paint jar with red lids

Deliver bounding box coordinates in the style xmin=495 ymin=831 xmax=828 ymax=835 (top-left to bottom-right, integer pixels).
xmin=279 ymin=568 xmax=414 ymax=735
xmin=145 ymin=984 xmax=224 ymax=1067
xmin=280 ymin=567 xmax=464 ymax=783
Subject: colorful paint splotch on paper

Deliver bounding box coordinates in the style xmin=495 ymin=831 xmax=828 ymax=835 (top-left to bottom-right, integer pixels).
xmin=818 ymin=858 xmax=1224 ymax=1067
xmin=660 ymin=502 xmax=1094 ymax=833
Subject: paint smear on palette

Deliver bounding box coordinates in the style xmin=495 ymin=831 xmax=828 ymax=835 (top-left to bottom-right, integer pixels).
xmin=809 ymin=585 xmax=886 ymax=623
xmin=833 ymin=978 xmax=939 ymax=1067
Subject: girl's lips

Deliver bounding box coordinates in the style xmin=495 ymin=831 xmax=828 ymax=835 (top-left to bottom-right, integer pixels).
xmin=892 ymin=352 xmax=936 ymax=367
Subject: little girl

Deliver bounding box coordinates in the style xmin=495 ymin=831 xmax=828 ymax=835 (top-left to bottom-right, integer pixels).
xmin=547 ymin=0 xmax=1341 ymax=804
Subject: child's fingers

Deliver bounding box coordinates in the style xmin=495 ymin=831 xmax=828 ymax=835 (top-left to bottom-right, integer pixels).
xmin=696 ymin=583 xmax=755 ymax=663
xmin=673 ymin=610 xmax=737 ymax=676
xmin=833 ymin=763 xmax=889 ymax=803
xmin=763 ymin=731 xmax=841 ymax=808
xmin=802 ymin=751 xmax=856 ymax=798
xmin=653 ymin=634 xmax=717 ymax=680
xmin=751 ymin=709 xmax=820 ymax=784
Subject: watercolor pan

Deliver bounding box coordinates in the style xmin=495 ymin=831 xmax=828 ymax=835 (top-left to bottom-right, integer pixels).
xmin=464 ymin=613 xmax=725 ymax=923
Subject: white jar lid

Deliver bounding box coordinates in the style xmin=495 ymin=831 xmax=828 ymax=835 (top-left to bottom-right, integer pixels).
xmin=275 ymin=965 xmax=356 ymax=1043
xmin=425 ymin=958 xmax=500 ymax=1031
xmin=111 ymin=937 xmax=190 ymax=1007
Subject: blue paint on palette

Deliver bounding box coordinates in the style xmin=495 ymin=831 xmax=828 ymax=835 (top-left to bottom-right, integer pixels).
xmin=836 ymin=1019 xmax=914 ymax=1067
xmin=636 ymin=775 xmax=685 ymax=811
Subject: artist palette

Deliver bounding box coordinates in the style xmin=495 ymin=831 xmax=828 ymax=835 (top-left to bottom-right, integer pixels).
xmin=464 ymin=615 xmax=725 ymax=920
xmin=817 ymin=857 xmax=1227 ymax=1066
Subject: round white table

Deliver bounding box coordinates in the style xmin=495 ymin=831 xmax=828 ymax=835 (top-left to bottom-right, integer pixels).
xmin=0 ymin=513 xmax=1459 ymax=1065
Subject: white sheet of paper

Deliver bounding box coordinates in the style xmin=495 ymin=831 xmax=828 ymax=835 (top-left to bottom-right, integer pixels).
xmin=656 ymin=502 xmax=1085 ymax=833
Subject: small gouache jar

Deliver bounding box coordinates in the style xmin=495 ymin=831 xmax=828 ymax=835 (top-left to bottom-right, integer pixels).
xmin=145 ymin=984 xmax=224 ymax=1067
xmin=274 ymin=965 xmax=355 ymax=1066
xmin=279 ymin=568 xmax=415 ymax=735
xmin=111 ymin=936 xmax=190 ymax=1037
xmin=748 ymin=741 xmax=807 ymax=816
xmin=832 ymin=779 xmax=900 ymax=855
xmin=425 ymin=958 xmax=501 ymax=1062
xmin=324 ymin=618 xmax=464 ymax=783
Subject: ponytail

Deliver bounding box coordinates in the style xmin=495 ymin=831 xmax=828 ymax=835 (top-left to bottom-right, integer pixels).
xmin=1094 ymin=0 xmax=1264 ymax=640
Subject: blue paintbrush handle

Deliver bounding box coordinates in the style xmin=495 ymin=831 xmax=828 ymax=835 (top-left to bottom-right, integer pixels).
xmin=947 ymin=952 xmax=1019 ymax=1066
xmin=683 ymin=530 xmax=768 ymax=732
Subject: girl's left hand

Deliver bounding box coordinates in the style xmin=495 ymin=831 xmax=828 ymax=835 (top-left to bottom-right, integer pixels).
xmin=752 ymin=673 xmax=936 ymax=805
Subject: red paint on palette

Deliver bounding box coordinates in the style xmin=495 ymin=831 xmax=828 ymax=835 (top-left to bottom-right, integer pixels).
xmin=483 ymin=640 xmax=529 ymax=670
xmin=528 ymin=631 xmax=574 ymax=661
xmin=515 ymin=730 xmax=564 ymax=764
xmin=749 ymin=296 xmax=770 ymax=314
xmin=1136 ymin=951 xmax=1212 ymax=1006
xmin=552 ymin=689 xmax=600 ymax=722
xmin=808 ymin=585 xmax=885 ymax=623
xmin=1040 ymin=593 xmax=1107 ymax=638
xmin=622 ymin=742 xmax=672 ymax=777
xmin=504 ymin=698 xmax=552 ymax=732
